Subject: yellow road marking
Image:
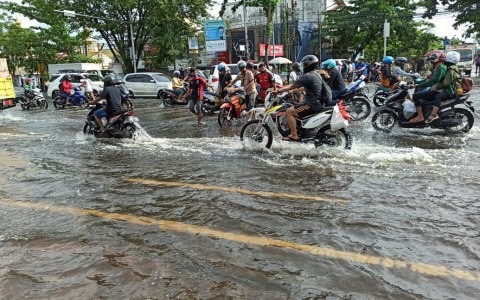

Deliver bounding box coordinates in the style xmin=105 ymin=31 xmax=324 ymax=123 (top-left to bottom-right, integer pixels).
xmin=1 ymin=199 xmax=479 ymax=282
xmin=125 ymin=178 xmax=348 ymax=203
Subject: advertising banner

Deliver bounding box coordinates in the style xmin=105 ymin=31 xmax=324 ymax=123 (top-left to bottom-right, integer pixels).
xmin=204 ymin=20 xmax=226 ymax=52
xmin=188 ymin=37 xmax=199 ymax=50
xmin=259 ymin=44 xmax=284 ymax=57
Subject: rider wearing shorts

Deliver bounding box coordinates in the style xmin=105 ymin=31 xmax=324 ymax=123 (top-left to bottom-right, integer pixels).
xmin=89 ymin=76 xmax=123 ymax=133
xmin=275 ymin=55 xmax=325 ymax=141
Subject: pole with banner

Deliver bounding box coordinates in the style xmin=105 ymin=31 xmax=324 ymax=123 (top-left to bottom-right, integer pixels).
xmin=204 ymin=19 xmax=227 ymax=56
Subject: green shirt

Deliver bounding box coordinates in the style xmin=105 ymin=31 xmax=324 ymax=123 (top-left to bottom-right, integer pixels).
xmin=24 ymin=83 xmax=35 ymax=92
xmin=416 ymin=64 xmax=446 ymax=88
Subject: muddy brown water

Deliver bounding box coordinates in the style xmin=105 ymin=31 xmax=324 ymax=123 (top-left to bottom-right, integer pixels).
xmin=0 ymin=91 xmax=479 ymax=299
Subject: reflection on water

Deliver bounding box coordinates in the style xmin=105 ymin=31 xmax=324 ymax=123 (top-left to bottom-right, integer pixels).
xmin=0 ymin=97 xmax=479 ymax=298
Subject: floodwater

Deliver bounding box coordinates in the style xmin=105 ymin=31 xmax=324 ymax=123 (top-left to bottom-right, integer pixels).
xmin=0 ymin=90 xmax=479 ymax=299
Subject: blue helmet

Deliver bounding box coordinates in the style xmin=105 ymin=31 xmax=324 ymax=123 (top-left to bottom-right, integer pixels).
xmin=322 ymin=59 xmax=337 ymax=70
xmin=218 ymin=63 xmax=226 ymax=72
xmin=382 ymin=56 xmax=394 ymax=64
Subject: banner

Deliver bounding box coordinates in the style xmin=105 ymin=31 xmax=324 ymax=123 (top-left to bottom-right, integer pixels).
xmin=204 ymin=20 xmax=226 ymax=52
xmin=188 ymin=37 xmax=199 ymax=50
xmin=259 ymin=44 xmax=284 ymax=57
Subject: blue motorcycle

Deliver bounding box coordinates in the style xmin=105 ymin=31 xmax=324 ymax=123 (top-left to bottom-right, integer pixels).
xmin=53 ymin=87 xmax=87 ymax=110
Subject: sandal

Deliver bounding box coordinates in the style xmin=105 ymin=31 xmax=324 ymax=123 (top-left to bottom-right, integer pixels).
xmin=282 ymin=136 xmax=301 ymax=142
xmin=425 ymin=114 xmax=439 ymax=124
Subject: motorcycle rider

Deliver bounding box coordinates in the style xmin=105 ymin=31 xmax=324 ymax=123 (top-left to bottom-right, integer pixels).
xmin=88 ymin=76 xmax=123 ymax=134
xmin=217 ymin=63 xmax=232 ymax=99
xmin=23 ymin=78 xmax=35 ymax=99
xmin=228 ymin=60 xmax=257 ymax=109
xmin=380 ymin=56 xmax=394 ymax=87
xmin=289 ymin=62 xmax=301 ymax=85
xmin=182 ymin=67 xmax=209 ymax=126
xmin=255 ymin=62 xmax=275 ymax=103
xmin=409 ymin=51 xmax=447 ymax=123
xmin=353 ymin=57 xmax=367 ymax=81
xmin=320 ymin=58 xmax=347 ymax=101
xmin=274 ymin=55 xmax=325 ymax=142
xmin=172 ymin=70 xmax=184 ymax=97
xmin=60 ymin=75 xmax=74 ymax=105
xmin=425 ymin=51 xmax=463 ymax=123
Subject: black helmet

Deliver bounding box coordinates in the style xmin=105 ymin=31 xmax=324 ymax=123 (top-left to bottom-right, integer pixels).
xmin=292 ymin=62 xmax=300 ymax=71
xmin=103 ymin=75 xmax=114 ymax=87
xmin=246 ymin=62 xmax=254 ymax=69
xmin=395 ymin=57 xmax=407 ymax=65
xmin=300 ymin=55 xmax=319 ymax=73
xmin=64 ymin=75 xmax=71 ymax=81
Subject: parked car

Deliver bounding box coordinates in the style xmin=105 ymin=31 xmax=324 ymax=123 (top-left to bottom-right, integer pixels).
xmin=46 ymin=73 xmax=104 ymax=99
xmin=209 ymin=64 xmax=240 ymax=92
xmin=123 ymin=72 xmax=172 ymax=98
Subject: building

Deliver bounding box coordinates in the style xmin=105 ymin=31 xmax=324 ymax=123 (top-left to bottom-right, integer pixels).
xmin=220 ymin=0 xmax=345 ymax=63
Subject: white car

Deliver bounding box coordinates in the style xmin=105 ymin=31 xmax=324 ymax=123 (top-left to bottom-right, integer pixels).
xmin=47 ymin=73 xmax=103 ymax=98
xmin=209 ymin=64 xmax=240 ymax=92
xmin=123 ymin=72 xmax=172 ymax=98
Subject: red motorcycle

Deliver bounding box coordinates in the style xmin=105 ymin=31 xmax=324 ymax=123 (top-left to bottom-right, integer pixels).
xmin=217 ymin=88 xmax=247 ymax=127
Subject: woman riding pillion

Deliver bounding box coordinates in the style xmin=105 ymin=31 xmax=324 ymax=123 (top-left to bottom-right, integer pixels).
xmin=422 ymin=51 xmax=463 ymax=124
xmin=273 ymin=55 xmax=326 ymax=142
xmin=320 ymin=58 xmax=347 ymax=101
xmin=172 ymin=70 xmax=184 ymax=97
xmin=409 ymin=51 xmax=447 ymax=123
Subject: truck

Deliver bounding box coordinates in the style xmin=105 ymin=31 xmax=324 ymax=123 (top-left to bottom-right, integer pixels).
xmin=47 ymin=63 xmax=103 ymax=78
xmin=0 ymin=58 xmax=16 ymax=110
xmin=446 ymin=44 xmax=476 ymax=76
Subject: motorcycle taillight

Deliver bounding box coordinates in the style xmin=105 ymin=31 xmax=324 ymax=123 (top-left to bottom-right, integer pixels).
xmin=128 ymin=111 xmax=134 ymax=116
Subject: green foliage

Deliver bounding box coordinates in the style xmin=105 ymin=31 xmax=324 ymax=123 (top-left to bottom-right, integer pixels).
xmin=220 ymin=0 xmax=281 ymax=62
xmin=1 ymin=0 xmax=211 ymax=72
xmin=322 ymin=0 xmax=441 ymax=61
xmin=421 ymin=0 xmax=480 ymax=37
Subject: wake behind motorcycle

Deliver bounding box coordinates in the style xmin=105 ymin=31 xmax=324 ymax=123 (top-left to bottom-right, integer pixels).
xmin=83 ymin=103 xmax=141 ymax=139
xmin=19 ymin=89 xmax=48 ymax=110
xmin=240 ymin=93 xmax=352 ymax=149
xmin=371 ymin=84 xmax=477 ymax=133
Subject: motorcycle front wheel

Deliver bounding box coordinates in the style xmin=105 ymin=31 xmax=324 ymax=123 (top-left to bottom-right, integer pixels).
xmin=83 ymin=122 xmax=93 ymax=135
xmin=39 ymin=100 xmax=48 ymax=109
xmin=240 ymin=119 xmax=273 ymax=149
xmin=122 ymin=123 xmax=137 ymax=139
xmin=316 ymin=126 xmax=352 ymax=149
xmin=371 ymin=109 xmax=398 ymax=133
xmin=373 ymin=91 xmax=388 ymax=106
xmin=347 ymin=97 xmax=371 ymax=121
xmin=218 ymin=107 xmax=232 ymax=127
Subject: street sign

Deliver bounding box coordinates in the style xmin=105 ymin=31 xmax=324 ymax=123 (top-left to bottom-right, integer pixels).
xmin=188 ymin=37 xmax=199 ymax=50
xmin=204 ymin=20 xmax=226 ymax=52
xmin=383 ymin=21 xmax=390 ymax=38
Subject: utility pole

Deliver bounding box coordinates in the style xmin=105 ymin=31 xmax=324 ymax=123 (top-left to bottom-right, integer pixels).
xmin=273 ymin=6 xmax=276 ymax=59
xmin=129 ymin=11 xmax=137 ymax=73
xmin=383 ymin=19 xmax=390 ymax=58
xmin=243 ymin=0 xmax=249 ymax=60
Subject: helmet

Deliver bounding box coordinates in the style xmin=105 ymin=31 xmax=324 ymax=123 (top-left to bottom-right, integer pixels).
xmin=246 ymin=62 xmax=254 ymax=69
xmin=382 ymin=56 xmax=394 ymax=64
xmin=322 ymin=59 xmax=337 ymax=70
xmin=103 ymin=75 xmax=114 ymax=87
xmin=300 ymin=55 xmax=319 ymax=72
xmin=445 ymin=51 xmax=460 ymax=64
xmin=237 ymin=60 xmax=247 ymax=70
xmin=292 ymin=62 xmax=300 ymax=71
xmin=25 ymin=78 xmax=32 ymax=83
xmin=395 ymin=57 xmax=407 ymax=65
xmin=426 ymin=51 xmax=446 ymax=64
xmin=217 ymin=63 xmax=226 ymax=72
xmin=173 ymin=70 xmax=180 ymax=76
xmin=64 ymin=75 xmax=71 ymax=81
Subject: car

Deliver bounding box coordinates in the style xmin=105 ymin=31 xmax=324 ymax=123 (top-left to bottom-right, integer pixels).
xmin=123 ymin=72 xmax=172 ymax=98
xmin=46 ymin=73 xmax=104 ymax=99
xmin=209 ymin=64 xmax=240 ymax=92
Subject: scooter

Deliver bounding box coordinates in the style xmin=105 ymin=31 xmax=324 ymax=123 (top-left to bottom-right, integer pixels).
xmin=159 ymin=82 xmax=189 ymax=107
xmin=19 ymin=88 xmax=48 ymax=110
xmin=83 ymin=103 xmax=142 ymax=138
xmin=53 ymin=87 xmax=87 ymax=109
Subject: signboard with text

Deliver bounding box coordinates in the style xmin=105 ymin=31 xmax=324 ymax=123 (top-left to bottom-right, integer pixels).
xmin=204 ymin=20 xmax=226 ymax=52
xmin=259 ymin=44 xmax=284 ymax=57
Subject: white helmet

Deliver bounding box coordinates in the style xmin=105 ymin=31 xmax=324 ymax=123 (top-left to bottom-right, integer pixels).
xmin=445 ymin=51 xmax=460 ymax=64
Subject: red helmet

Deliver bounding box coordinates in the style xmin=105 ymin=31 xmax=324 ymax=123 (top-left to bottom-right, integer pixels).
xmin=25 ymin=78 xmax=32 ymax=83
xmin=426 ymin=51 xmax=445 ymax=64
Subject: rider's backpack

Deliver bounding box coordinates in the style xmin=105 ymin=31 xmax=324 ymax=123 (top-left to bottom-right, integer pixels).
xmin=460 ymin=77 xmax=473 ymax=93
xmin=313 ymin=71 xmax=332 ymax=105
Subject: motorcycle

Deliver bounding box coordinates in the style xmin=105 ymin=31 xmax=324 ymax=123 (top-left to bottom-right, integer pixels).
xmin=83 ymin=103 xmax=141 ymax=139
xmin=159 ymin=82 xmax=189 ymax=107
xmin=53 ymin=86 xmax=87 ymax=109
xmin=115 ymin=81 xmax=133 ymax=110
xmin=371 ymin=83 xmax=477 ymax=133
xmin=240 ymin=92 xmax=352 ymax=149
xmin=201 ymin=89 xmax=219 ymax=115
xmin=19 ymin=89 xmax=48 ymax=110
xmin=338 ymin=75 xmax=371 ymax=121
xmin=372 ymin=73 xmax=420 ymax=107
xmin=217 ymin=88 xmax=248 ymax=127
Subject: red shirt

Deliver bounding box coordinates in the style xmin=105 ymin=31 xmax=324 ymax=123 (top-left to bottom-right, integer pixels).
xmin=255 ymin=71 xmax=274 ymax=90
xmin=62 ymin=81 xmax=73 ymax=93
xmin=187 ymin=75 xmax=207 ymax=100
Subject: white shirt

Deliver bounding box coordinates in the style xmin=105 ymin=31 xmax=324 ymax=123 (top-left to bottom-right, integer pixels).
xmin=83 ymin=79 xmax=93 ymax=92
xmin=289 ymin=71 xmax=299 ymax=84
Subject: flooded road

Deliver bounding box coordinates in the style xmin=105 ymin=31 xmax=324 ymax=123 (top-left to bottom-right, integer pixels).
xmin=0 ymin=91 xmax=479 ymax=299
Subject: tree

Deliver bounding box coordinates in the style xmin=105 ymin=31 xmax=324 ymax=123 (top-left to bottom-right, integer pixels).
xmin=2 ymin=0 xmax=211 ymax=72
xmin=220 ymin=0 xmax=281 ymax=63
xmin=421 ymin=0 xmax=480 ymax=37
xmin=322 ymin=0 xmax=418 ymax=61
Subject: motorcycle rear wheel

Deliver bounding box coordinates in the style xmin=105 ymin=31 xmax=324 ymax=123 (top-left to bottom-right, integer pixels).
xmin=347 ymin=97 xmax=371 ymax=121
xmin=316 ymin=126 xmax=352 ymax=149
xmin=443 ymin=108 xmax=474 ymax=133
xmin=240 ymin=119 xmax=273 ymax=149
xmin=371 ymin=109 xmax=398 ymax=133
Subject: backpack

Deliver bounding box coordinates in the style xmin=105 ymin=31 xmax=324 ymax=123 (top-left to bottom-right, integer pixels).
xmin=460 ymin=77 xmax=473 ymax=93
xmin=313 ymin=71 xmax=332 ymax=105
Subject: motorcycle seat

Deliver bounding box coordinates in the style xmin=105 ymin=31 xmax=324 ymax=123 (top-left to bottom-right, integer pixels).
xmin=299 ymin=107 xmax=333 ymax=120
xmin=109 ymin=109 xmax=128 ymax=117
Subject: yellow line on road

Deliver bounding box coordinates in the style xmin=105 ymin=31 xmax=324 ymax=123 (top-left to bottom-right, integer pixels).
xmin=125 ymin=178 xmax=349 ymax=203
xmin=1 ymin=199 xmax=479 ymax=283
